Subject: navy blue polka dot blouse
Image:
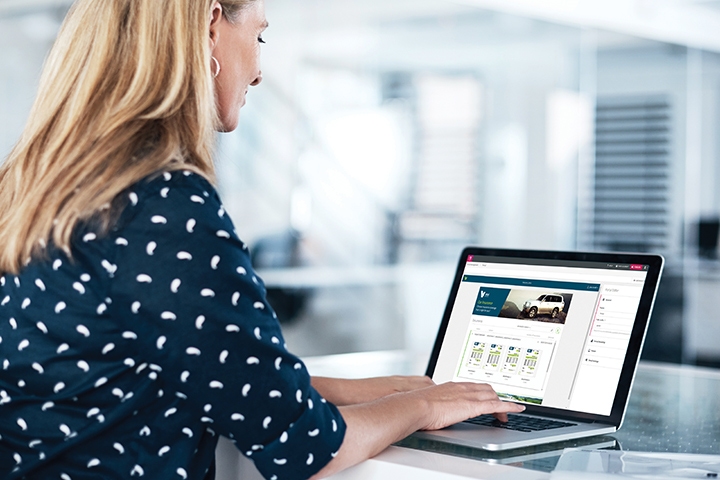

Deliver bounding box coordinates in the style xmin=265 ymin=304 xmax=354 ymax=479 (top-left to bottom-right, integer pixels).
xmin=0 ymin=171 xmax=346 ymax=480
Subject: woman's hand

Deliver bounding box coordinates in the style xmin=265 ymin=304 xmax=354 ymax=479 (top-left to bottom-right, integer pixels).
xmin=412 ymin=381 xmax=520 ymax=431
xmin=311 ymin=375 xmax=434 ymax=406
xmin=310 ymin=381 xmax=525 ymax=479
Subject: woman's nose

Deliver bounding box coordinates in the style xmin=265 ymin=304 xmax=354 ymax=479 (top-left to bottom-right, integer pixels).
xmin=251 ymin=71 xmax=263 ymax=86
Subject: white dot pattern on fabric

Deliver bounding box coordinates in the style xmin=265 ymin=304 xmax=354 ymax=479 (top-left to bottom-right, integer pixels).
xmin=0 ymin=171 xmax=345 ymax=480
xmin=101 ymin=260 xmax=117 ymax=276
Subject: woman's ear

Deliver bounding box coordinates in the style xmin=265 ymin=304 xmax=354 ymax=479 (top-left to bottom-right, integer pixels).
xmin=209 ymin=1 xmax=223 ymax=50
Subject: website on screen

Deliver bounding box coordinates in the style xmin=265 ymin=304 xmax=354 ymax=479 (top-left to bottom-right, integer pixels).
xmin=432 ymin=256 xmax=649 ymax=416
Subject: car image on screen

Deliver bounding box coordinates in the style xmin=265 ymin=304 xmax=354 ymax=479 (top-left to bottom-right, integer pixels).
xmin=522 ymin=294 xmax=565 ymax=319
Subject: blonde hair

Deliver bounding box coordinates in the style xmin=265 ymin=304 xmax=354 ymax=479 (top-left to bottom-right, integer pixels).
xmin=0 ymin=0 xmax=255 ymax=274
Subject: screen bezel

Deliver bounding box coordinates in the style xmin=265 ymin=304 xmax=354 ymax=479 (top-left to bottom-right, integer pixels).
xmin=425 ymin=247 xmax=664 ymax=426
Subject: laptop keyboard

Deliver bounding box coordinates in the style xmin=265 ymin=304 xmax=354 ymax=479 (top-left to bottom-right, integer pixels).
xmin=464 ymin=414 xmax=576 ymax=432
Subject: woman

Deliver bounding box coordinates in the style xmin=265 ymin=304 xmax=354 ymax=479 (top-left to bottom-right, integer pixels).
xmin=0 ymin=0 xmax=524 ymax=479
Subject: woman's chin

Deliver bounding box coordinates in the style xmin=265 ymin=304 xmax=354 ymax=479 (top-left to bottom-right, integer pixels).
xmin=217 ymin=118 xmax=239 ymax=133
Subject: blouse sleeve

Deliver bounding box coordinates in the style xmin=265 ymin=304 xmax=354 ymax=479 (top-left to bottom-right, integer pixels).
xmin=109 ymin=173 xmax=346 ymax=480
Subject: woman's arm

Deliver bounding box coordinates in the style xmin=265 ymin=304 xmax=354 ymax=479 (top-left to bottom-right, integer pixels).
xmin=311 ymin=376 xmax=434 ymax=405
xmin=310 ymin=382 xmax=525 ymax=479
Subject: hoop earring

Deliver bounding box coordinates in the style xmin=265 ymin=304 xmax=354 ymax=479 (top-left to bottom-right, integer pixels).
xmin=211 ymin=56 xmax=221 ymax=78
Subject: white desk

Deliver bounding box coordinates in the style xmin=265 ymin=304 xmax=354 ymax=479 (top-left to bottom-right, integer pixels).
xmin=217 ymin=437 xmax=549 ymax=480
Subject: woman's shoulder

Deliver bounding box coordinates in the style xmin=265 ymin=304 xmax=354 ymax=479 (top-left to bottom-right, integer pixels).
xmin=112 ymin=169 xmax=222 ymax=228
xmin=67 ymin=169 xmax=231 ymax=281
xmin=129 ymin=169 xmax=217 ymax=203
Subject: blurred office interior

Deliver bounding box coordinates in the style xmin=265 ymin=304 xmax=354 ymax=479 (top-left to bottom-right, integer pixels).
xmin=2 ymin=0 xmax=720 ymax=366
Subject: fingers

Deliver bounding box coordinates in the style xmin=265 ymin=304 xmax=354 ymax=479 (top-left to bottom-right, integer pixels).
xmin=454 ymin=382 xmax=507 ymax=402
xmin=493 ymin=412 xmax=509 ymax=423
xmin=418 ymin=382 xmax=526 ymax=431
xmin=481 ymin=399 xmax=525 ymax=416
xmin=450 ymin=383 xmax=527 ymax=411
xmin=492 ymin=399 xmax=525 ymax=412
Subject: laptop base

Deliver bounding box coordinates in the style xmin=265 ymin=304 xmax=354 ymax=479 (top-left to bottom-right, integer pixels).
xmin=411 ymin=415 xmax=616 ymax=451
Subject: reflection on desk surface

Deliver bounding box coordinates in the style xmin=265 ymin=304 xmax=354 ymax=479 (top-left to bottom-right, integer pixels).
xmin=305 ymin=352 xmax=720 ymax=474
xmin=396 ymin=435 xmax=617 ymax=473
xmin=615 ymin=362 xmax=720 ymax=454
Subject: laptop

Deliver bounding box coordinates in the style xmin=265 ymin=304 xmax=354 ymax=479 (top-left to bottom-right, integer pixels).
xmin=413 ymin=247 xmax=664 ymax=451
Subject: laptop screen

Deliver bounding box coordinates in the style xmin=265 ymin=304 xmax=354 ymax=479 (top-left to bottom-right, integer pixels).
xmin=430 ymin=254 xmax=651 ymax=417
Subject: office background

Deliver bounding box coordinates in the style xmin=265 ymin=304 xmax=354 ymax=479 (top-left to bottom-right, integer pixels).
xmin=2 ymin=0 xmax=720 ymax=366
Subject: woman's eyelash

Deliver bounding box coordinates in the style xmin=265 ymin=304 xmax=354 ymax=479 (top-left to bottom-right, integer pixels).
xmin=258 ymin=36 xmax=266 ymax=44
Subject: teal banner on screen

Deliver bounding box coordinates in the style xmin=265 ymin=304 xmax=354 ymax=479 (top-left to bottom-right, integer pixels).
xmin=462 ymin=275 xmax=600 ymax=292
xmin=473 ymin=287 xmax=511 ymax=317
